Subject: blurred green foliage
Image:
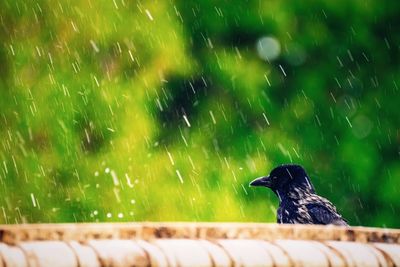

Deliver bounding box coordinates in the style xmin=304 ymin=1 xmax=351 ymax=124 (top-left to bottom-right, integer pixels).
xmin=0 ymin=0 xmax=399 ymax=227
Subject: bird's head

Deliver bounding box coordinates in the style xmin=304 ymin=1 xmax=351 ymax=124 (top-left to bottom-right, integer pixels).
xmin=249 ymin=164 xmax=315 ymax=195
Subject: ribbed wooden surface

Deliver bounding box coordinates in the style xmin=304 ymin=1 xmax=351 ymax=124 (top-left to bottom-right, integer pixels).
xmin=0 ymin=223 xmax=399 ymax=266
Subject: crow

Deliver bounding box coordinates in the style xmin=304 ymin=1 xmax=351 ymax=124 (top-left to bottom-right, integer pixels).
xmin=250 ymin=164 xmax=348 ymax=226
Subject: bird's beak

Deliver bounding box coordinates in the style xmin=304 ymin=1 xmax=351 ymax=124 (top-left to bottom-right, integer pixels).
xmin=249 ymin=175 xmax=272 ymax=187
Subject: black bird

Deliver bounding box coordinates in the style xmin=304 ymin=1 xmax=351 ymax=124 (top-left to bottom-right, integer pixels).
xmin=250 ymin=164 xmax=348 ymax=226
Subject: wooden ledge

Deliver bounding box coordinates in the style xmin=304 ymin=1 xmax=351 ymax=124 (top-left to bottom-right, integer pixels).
xmin=0 ymin=223 xmax=399 ymax=244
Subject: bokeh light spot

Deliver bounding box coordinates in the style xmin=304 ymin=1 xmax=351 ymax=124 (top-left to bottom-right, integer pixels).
xmin=256 ymin=36 xmax=281 ymax=62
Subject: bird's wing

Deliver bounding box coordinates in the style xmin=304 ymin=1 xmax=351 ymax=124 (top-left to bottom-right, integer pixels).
xmin=306 ymin=202 xmax=348 ymax=226
xmin=300 ymin=194 xmax=347 ymax=225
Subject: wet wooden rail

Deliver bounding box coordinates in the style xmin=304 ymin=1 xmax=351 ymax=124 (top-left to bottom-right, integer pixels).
xmin=0 ymin=223 xmax=399 ymax=266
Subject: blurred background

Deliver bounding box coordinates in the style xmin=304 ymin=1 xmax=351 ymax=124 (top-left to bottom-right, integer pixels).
xmin=0 ymin=0 xmax=399 ymax=227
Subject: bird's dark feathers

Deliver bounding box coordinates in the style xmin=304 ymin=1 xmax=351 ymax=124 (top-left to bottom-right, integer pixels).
xmin=252 ymin=164 xmax=348 ymax=226
xmin=277 ymin=191 xmax=347 ymax=225
xmin=307 ymin=203 xmax=348 ymax=226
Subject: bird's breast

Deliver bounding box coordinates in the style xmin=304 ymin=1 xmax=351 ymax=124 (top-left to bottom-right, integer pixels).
xmin=278 ymin=201 xmax=313 ymax=224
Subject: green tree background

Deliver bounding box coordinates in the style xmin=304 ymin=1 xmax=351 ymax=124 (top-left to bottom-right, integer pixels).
xmin=0 ymin=0 xmax=399 ymax=227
